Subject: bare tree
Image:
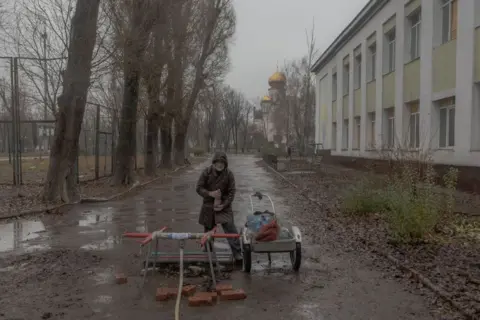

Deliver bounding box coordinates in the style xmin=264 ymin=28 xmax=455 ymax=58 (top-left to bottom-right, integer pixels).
xmin=170 ymin=0 xmax=236 ymax=165
xmin=302 ymin=20 xmax=318 ymax=152
xmin=110 ymin=0 xmax=158 ymax=185
xmin=43 ymin=0 xmax=101 ymax=202
xmin=222 ymin=86 xmax=244 ymax=153
xmin=1 ymin=0 xmax=112 ymax=118
xmin=240 ymin=100 xmax=253 ymax=152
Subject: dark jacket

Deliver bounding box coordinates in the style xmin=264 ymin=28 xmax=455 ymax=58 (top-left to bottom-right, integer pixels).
xmin=196 ymin=152 xmax=236 ymax=228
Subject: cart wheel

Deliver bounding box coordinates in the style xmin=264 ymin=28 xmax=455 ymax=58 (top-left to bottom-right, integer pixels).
xmin=242 ymin=244 xmax=252 ymax=273
xmin=290 ymin=242 xmax=301 ymax=272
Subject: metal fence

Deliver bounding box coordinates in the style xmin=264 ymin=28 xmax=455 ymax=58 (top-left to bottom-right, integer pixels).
xmin=0 ymin=57 xmax=147 ymax=186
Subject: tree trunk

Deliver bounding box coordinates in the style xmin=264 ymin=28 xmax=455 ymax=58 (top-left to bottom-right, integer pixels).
xmin=144 ymin=114 xmax=159 ymax=175
xmin=174 ymin=126 xmax=186 ymax=166
xmin=112 ymin=65 xmax=141 ymax=185
xmin=43 ymin=0 xmax=100 ymax=203
xmin=159 ymin=116 xmax=173 ymax=168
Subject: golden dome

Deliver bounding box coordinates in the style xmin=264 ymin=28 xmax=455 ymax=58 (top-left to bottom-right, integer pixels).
xmin=268 ymin=71 xmax=286 ymax=86
xmin=260 ymin=95 xmax=272 ymax=102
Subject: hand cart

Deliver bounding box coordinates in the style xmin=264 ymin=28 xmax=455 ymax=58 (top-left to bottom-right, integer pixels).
xmin=240 ymin=192 xmax=302 ymax=273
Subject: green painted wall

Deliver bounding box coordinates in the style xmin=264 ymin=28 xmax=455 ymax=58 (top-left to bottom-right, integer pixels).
xmin=475 ymin=28 xmax=480 ymax=82
xmin=354 ymin=89 xmax=361 ymax=116
xmin=432 ymin=40 xmax=457 ymax=93
xmin=342 ymin=96 xmax=349 ymax=119
xmin=366 ymin=82 xmax=376 ymax=112
xmin=332 ymin=101 xmax=337 ymax=121
xmin=382 ymin=72 xmax=395 ymax=108
xmin=403 ymin=58 xmax=420 ymax=102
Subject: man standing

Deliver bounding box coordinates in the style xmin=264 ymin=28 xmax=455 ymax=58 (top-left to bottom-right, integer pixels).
xmin=196 ymin=152 xmax=242 ymax=262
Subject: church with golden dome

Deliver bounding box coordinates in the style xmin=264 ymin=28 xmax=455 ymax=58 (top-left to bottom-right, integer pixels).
xmin=255 ymin=71 xmax=288 ymax=146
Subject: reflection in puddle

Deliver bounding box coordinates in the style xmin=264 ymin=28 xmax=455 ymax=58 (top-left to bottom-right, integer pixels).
xmin=294 ymin=303 xmax=323 ymax=320
xmin=90 ymin=268 xmax=113 ymax=285
xmin=81 ymin=236 xmax=120 ymax=251
xmin=94 ymin=295 xmax=113 ymax=304
xmin=78 ymin=208 xmax=113 ymax=227
xmin=0 ymin=220 xmax=49 ymax=253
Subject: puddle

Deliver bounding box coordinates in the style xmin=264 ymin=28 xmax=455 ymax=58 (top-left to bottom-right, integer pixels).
xmin=0 ymin=220 xmax=48 ymax=253
xmin=81 ymin=236 xmax=121 ymax=251
xmin=79 ymin=208 xmax=113 ymax=227
xmin=285 ymin=171 xmax=315 ymax=175
xmin=93 ymin=295 xmax=113 ymax=304
xmin=293 ymin=302 xmax=324 ymax=320
xmin=90 ymin=268 xmax=113 ymax=285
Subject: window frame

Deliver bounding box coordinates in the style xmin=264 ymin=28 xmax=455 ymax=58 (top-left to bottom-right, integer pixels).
xmin=438 ymin=98 xmax=455 ymax=148
xmin=386 ymin=30 xmax=396 ymax=73
xmin=332 ymin=72 xmax=337 ymax=101
xmin=409 ymin=105 xmax=420 ymax=149
xmin=332 ymin=122 xmax=337 ymax=149
xmin=368 ymin=44 xmax=376 ymax=82
xmin=369 ymin=113 xmax=376 ymax=149
xmin=343 ymin=63 xmax=350 ymax=96
xmin=354 ymin=116 xmax=361 ymax=149
xmin=354 ymin=54 xmax=362 ymax=90
xmin=409 ymin=10 xmax=421 ymax=60
xmin=385 ymin=108 xmax=395 ymax=148
xmin=343 ymin=119 xmax=349 ymax=149
xmin=441 ymin=0 xmax=458 ymax=44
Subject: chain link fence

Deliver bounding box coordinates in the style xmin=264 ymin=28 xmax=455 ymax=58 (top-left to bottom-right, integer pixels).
xmin=0 ymin=57 xmax=147 ymax=186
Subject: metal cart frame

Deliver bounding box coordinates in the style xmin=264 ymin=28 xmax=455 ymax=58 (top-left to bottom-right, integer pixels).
xmin=240 ymin=192 xmax=302 ymax=273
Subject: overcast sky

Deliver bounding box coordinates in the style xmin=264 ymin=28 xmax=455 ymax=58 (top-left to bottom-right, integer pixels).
xmin=226 ymin=0 xmax=369 ymax=101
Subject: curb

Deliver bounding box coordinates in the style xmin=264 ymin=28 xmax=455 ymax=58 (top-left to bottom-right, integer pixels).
xmin=0 ymin=165 xmax=188 ymax=221
xmin=261 ymin=160 xmax=478 ymax=319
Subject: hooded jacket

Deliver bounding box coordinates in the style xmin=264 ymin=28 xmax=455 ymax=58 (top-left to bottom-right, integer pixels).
xmin=196 ymin=152 xmax=236 ymax=227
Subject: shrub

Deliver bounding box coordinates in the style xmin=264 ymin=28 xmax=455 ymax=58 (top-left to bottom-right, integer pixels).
xmin=341 ymin=182 xmax=388 ymax=215
xmin=341 ymin=157 xmax=459 ymax=244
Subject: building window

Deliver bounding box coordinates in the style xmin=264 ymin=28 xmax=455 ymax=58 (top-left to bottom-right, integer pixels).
xmin=343 ymin=63 xmax=349 ymax=95
xmin=439 ymin=97 xmax=455 ymax=148
xmin=354 ymin=54 xmax=361 ymax=89
xmin=354 ymin=116 xmax=361 ymax=149
xmin=408 ymin=103 xmax=420 ymax=149
xmin=332 ymin=72 xmax=337 ymax=101
xmin=368 ymin=112 xmax=376 ymax=148
xmin=409 ymin=10 xmax=421 ymax=60
xmin=342 ymin=119 xmax=349 ymax=149
xmin=332 ymin=122 xmax=337 ymax=150
xmin=385 ymin=108 xmax=395 ymax=148
xmin=441 ymin=0 xmax=458 ymax=44
xmin=367 ymin=44 xmax=376 ymax=82
xmin=386 ymin=30 xmax=396 ymax=73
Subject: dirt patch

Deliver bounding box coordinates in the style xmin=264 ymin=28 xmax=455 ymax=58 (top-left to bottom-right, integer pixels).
xmin=0 ymin=249 xmax=104 ymax=319
xmin=262 ymin=159 xmax=480 ymax=319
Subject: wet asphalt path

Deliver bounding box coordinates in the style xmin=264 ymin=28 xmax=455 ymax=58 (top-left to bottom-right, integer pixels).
xmin=0 ymin=155 xmax=434 ymax=319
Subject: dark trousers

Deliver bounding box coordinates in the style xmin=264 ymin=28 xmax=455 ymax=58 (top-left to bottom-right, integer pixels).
xmin=204 ymin=218 xmax=241 ymax=255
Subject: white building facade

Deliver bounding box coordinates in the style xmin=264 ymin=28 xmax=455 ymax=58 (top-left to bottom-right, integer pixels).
xmin=312 ymin=0 xmax=480 ymax=166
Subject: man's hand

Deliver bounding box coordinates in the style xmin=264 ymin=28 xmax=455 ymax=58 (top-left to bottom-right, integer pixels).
xmin=213 ymin=204 xmax=224 ymax=211
xmin=209 ymin=190 xmax=221 ymax=198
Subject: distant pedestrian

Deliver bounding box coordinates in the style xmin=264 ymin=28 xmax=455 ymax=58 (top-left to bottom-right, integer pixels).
xmin=287 ymin=146 xmax=292 ymax=160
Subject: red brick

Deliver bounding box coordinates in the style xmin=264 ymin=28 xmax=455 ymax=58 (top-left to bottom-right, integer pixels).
xmin=215 ymin=283 xmax=233 ymax=293
xmin=182 ymin=285 xmax=197 ymax=296
xmin=188 ymin=294 xmax=213 ymax=307
xmin=195 ymin=291 xmax=218 ymax=303
xmin=219 ymin=289 xmax=247 ymax=301
xmin=156 ymin=287 xmax=178 ymax=301
xmin=115 ymin=273 xmax=128 ymax=285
